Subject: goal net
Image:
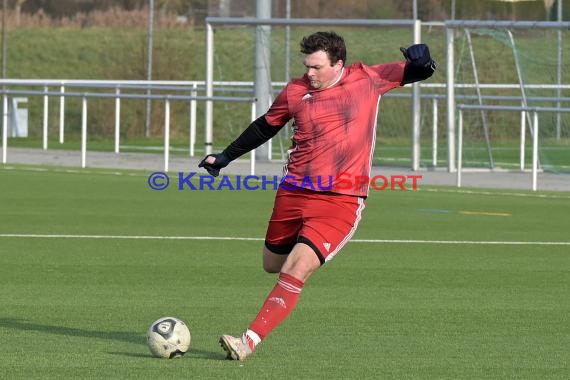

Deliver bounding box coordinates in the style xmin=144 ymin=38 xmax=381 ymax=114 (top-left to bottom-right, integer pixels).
xmin=453 ymin=26 xmax=570 ymax=173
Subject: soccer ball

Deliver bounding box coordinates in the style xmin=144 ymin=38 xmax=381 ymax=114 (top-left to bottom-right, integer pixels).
xmin=146 ymin=316 xmax=191 ymax=359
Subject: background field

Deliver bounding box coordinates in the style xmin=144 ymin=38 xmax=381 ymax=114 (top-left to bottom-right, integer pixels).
xmin=0 ymin=166 xmax=569 ymax=379
xmin=4 ymin=25 xmax=570 ymax=172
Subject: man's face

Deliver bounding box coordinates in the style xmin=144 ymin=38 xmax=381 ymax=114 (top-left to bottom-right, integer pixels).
xmin=303 ymin=50 xmax=343 ymax=90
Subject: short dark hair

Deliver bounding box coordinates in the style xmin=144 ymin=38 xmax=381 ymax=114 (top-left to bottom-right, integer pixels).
xmin=300 ymin=31 xmax=346 ymax=67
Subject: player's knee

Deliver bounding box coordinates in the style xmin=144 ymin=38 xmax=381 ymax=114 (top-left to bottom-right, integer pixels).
xmin=263 ymin=255 xmax=284 ymax=273
xmin=263 ymin=261 xmax=281 ymax=273
xmin=280 ymin=261 xmax=316 ymax=281
xmin=262 ymin=246 xmax=287 ymax=273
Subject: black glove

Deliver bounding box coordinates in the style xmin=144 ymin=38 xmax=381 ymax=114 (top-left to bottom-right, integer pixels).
xmin=400 ymin=44 xmax=437 ymax=70
xmin=198 ymin=152 xmax=230 ymax=177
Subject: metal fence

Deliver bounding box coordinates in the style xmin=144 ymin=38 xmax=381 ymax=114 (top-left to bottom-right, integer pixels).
xmin=0 ymin=80 xmax=256 ymax=171
xmin=456 ymin=104 xmax=570 ymax=191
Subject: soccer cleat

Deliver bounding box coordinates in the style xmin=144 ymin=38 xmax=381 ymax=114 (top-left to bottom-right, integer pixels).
xmin=219 ymin=334 xmax=254 ymax=361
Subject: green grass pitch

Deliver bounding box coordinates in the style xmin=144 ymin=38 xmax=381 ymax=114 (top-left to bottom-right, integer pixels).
xmin=0 ymin=166 xmax=569 ymax=379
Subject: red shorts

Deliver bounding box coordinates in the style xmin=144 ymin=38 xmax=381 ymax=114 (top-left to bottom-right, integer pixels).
xmin=264 ymin=185 xmax=366 ymax=264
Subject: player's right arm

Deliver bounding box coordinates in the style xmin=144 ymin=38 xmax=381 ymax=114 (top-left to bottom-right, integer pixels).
xmin=198 ymin=116 xmax=284 ymax=177
xmin=199 ymin=85 xmax=293 ymax=177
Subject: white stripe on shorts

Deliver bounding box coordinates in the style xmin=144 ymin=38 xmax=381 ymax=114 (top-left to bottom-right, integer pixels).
xmin=324 ymin=196 xmax=366 ymax=263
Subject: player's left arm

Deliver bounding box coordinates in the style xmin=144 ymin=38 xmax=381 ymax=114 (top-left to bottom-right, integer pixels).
xmin=400 ymin=43 xmax=437 ymax=85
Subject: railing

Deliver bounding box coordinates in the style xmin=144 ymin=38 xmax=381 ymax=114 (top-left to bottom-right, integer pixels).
xmin=1 ymin=79 xmax=569 ymax=176
xmin=0 ymin=79 xmax=262 ymax=156
xmin=456 ymin=104 xmax=570 ymax=191
xmin=0 ymin=85 xmax=256 ymax=172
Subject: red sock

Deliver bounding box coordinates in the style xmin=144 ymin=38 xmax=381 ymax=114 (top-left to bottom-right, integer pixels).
xmin=248 ymin=272 xmax=305 ymax=341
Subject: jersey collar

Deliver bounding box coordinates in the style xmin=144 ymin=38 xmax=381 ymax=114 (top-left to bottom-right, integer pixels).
xmin=326 ymin=67 xmax=345 ymax=89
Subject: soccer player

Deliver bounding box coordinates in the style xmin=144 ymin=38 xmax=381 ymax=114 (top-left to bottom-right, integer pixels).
xmin=199 ymin=31 xmax=436 ymax=360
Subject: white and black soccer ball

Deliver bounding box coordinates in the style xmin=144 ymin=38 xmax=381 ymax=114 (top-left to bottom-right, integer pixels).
xmin=146 ymin=316 xmax=191 ymax=359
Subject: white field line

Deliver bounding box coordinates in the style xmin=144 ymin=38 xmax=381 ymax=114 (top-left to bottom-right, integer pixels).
xmin=0 ymin=233 xmax=569 ymax=246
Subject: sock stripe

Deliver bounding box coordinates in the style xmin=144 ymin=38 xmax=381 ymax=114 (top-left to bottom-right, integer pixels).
xmin=277 ymin=279 xmax=302 ymax=293
xmin=279 ymin=273 xmax=304 ymax=287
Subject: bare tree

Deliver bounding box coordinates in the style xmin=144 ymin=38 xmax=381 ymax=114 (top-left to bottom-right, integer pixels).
xmin=15 ymin=0 xmax=26 ymax=26
xmin=543 ymin=0 xmax=555 ymax=20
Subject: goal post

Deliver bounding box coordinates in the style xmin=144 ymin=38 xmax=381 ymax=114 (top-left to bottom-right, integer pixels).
xmin=205 ymin=17 xmax=424 ymax=168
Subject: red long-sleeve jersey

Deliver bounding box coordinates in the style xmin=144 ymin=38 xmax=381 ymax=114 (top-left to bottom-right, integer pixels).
xmin=265 ymin=61 xmax=405 ymax=197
